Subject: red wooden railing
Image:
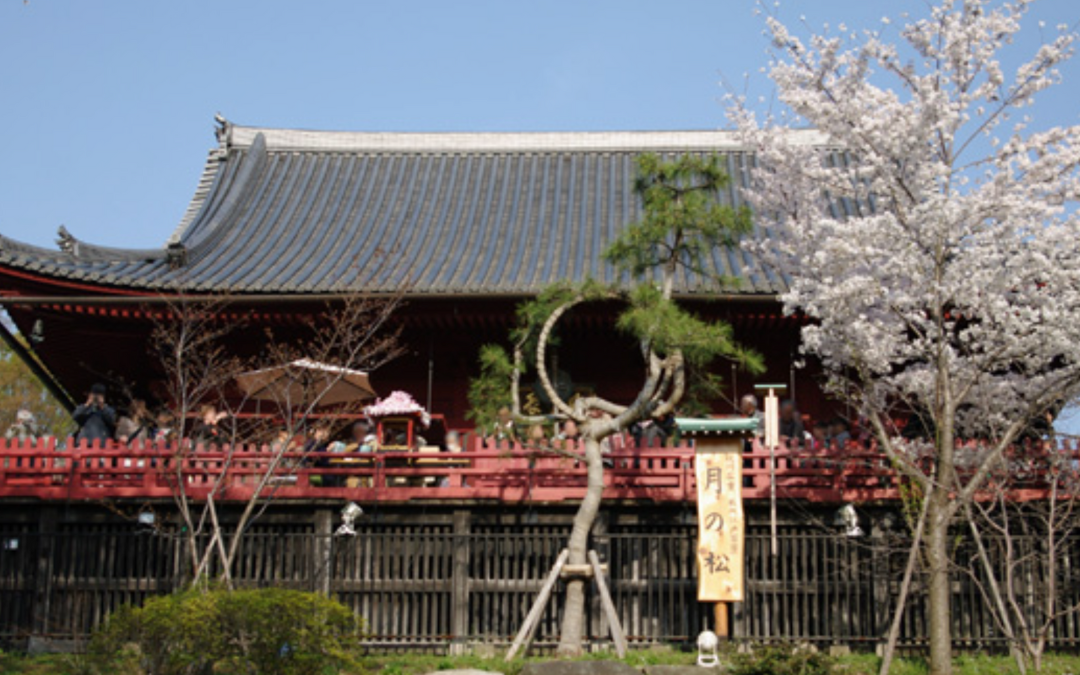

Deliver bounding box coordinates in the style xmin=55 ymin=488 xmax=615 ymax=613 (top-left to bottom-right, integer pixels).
xmin=0 ymin=436 xmax=1076 ymax=504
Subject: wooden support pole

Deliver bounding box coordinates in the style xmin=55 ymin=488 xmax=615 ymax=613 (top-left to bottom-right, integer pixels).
xmin=589 ymin=550 xmax=628 ymax=657
xmin=560 ymin=563 xmax=600 ymax=578
xmin=450 ymin=510 xmax=471 ymax=656
xmin=313 ymin=509 xmax=333 ymax=596
xmin=0 ymin=314 xmax=76 ymax=412
xmin=759 ymin=383 xmax=784 ymax=558
xmin=714 ymin=602 xmax=729 ymax=639
xmin=32 ymin=507 xmax=58 ymax=638
xmin=591 ymin=511 xmax=611 ymax=640
xmin=770 ymin=440 xmax=778 ymax=556
xmin=506 ymin=548 xmax=569 ymax=662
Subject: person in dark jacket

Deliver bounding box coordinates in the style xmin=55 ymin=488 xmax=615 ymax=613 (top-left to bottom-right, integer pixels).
xmin=778 ymin=400 xmax=805 ymax=447
xmin=73 ymin=383 xmax=117 ymax=445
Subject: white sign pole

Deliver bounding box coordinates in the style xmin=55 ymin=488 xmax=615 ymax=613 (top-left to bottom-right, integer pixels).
xmin=764 ymin=387 xmax=780 ymax=557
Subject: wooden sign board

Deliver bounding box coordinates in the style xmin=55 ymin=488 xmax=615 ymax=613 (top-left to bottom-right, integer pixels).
xmin=695 ymin=436 xmax=745 ymax=602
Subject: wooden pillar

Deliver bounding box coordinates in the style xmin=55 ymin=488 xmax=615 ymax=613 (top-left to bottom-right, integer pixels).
xmin=714 ymin=602 xmax=729 ymax=638
xmin=32 ymin=506 xmax=58 ymax=638
xmin=871 ymin=520 xmax=889 ymax=655
xmin=450 ymin=510 xmax=471 ymax=655
xmin=313 ymin=509 xmax=333 ymax=596
xmin=732 ymin=598 xmax=745 ymax=639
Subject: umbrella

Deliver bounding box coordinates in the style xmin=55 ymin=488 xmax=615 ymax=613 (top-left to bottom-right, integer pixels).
xmin=364 ymin=390 xmax=431 ymax=427
xmin=235 ymin=358 xmax=377 ymax=407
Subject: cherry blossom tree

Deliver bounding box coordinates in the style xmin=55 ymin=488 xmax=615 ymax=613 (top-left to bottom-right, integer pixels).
xmin=148 ymin=293 xmax=404 ymax=588
xmin=731 ymin=2 xmax=1080 ymax=673
xmin=963 ymin=443 xmax=1080 ymax=674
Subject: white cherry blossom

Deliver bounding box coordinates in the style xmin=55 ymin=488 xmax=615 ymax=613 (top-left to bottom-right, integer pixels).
xmin=731 ymin=2 xmax=1080 ymax=673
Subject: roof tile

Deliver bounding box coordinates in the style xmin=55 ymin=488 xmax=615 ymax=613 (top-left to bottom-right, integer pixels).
xmin=0 ymin=126 xmax=823 ymax=296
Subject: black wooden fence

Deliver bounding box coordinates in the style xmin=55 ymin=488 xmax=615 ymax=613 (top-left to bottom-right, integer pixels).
xmin=2 ymin=511 xmax=1080 ymax=652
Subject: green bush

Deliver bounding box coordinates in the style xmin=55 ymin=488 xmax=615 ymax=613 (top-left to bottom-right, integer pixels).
xmin=730 ymin=644 xmax=833 ymax=675
xmin=87 ymin=586 xmax=363 ymax=675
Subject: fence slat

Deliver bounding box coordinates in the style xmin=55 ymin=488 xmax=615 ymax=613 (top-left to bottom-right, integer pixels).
xmin=3 ymin=512 xmax=1080 ymax=651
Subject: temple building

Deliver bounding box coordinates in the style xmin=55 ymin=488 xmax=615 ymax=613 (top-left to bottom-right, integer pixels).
xmin=6 ymin=121 xmax=1065 ymax=654
xmin=0 ymin=120 xmax=836 ymax=428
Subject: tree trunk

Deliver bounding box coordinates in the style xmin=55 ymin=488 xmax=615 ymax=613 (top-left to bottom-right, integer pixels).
xmin=879 ymin=483 xmax=932 ymax=675
xmin=926 ymin=491 xmax=953 ymax=675
xmin=556 ymin=434 xmax=605 ymax=656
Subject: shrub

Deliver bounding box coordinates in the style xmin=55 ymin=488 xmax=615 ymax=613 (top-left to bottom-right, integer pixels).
xmin=218 ymin=587 xmax=360 ymax=675
xmin=87 ymin=586 xmax=363 ymax=675
xmin=730 ymin=644 xmax=833 ymax=675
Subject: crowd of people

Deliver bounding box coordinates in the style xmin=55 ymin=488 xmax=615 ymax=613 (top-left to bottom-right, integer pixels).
xmin=483 ymin=404 xmax=680 ymax=454
xmin=5 ymin=383 xmax=1070 ymax=499
xmin=485 ymin=396 xmax=873 ymax=454
xmin=738 ymin=393 xmax=870 ymax=452
xmin=4 ymin=383 xmax=917 ymax=458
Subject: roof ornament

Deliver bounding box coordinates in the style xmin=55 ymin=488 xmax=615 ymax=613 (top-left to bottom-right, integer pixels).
xmin=214 ymin=112 xmax=232 ymax=147
xmin=166 ymin=242 xmax=188 ymax=269
xmin=56 ymin=225 xmax=79 ymax=257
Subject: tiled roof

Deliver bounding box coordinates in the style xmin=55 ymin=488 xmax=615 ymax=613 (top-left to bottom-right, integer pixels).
xmin=0 ymin=123 xmax=831 ymax=296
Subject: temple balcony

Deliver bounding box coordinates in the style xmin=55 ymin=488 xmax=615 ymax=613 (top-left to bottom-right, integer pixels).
xmin=1 ymin=436 xmax=1074 ymax=505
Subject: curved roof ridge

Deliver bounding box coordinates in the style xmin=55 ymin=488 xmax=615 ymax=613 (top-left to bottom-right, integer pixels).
xmin=0 ymin=229 xmax=166 ymax=266
xmin=181 ymin=132 xmax=270 ymax=254
xmin=226 ymin=125 xmax=831 ymax=153
xmin=55 ymin=226 xmax=167 ymax=263
xmin=167 ymin=147 xmax=228 ymax=245
xmin=0 ymin=234 xmax=73 ymax=260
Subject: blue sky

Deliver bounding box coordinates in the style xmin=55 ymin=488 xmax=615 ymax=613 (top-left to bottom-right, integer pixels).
xmin=1 ymin=1 xmax=1077 ymax=251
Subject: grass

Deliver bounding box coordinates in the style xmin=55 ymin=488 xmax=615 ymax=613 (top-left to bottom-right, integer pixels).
xmin=0 ymin=652 xmax=74 ymax=675
xmin=825 ymin=651 xmax=1080 ymax=675
xmin=349 ymin=647 xmax=701 ymax=675
xmin=4 ymin=646 xmax=1080 ymax=675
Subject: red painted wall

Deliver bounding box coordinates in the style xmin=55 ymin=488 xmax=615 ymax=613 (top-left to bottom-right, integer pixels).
xmin=3 ymin=290 xmax=841 ymax=431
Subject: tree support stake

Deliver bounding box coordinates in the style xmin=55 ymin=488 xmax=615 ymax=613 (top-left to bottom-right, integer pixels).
xmin=506 ymin=548 xmax=628 ymax=661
